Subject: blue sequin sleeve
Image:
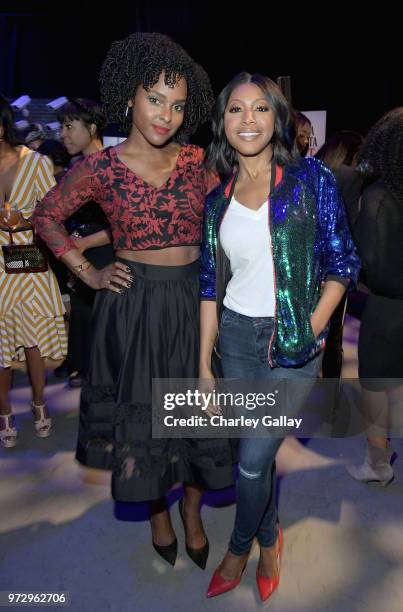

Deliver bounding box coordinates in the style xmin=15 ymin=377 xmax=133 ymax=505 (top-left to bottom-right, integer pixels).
xmin=316 ymin=162 xmax=360 ymax=290
xmin=200 ymin=191 xmax=217 ymax=300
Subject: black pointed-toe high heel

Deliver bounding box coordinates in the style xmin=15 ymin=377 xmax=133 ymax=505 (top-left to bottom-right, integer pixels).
xmin=179 ymin=497 xmax=209 ymax=570
xmin=150 ymin=499 xmax=177 ymax=566
xmin=152 ymin=538 xmax=178 ymax=566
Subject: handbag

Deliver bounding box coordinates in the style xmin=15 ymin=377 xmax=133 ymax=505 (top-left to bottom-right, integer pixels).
xmin=0 ymin=210 xmax=48 ymax=274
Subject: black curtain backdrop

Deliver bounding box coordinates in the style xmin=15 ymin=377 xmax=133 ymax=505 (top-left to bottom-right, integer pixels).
xmin=1 ymin=5 xmax=401 ymax=139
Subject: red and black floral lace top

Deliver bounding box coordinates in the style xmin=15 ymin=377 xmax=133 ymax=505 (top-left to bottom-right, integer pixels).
xmin=33 ymin=144 xmax=214 ymax=258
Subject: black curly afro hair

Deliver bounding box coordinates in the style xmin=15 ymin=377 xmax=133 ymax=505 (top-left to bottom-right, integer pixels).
xmin=100 ymin=32 xmax=214 ymax=141
xmin=357 ymin=107 xmax=403 ymax=202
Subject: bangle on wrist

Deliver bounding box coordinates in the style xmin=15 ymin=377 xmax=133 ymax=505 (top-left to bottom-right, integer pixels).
xmin=72 ymin=260 xmax=93 ymax=279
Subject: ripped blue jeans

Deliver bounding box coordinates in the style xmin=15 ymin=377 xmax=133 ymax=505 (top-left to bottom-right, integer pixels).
xmin=219 ymin=307 xmax=322 ymax=555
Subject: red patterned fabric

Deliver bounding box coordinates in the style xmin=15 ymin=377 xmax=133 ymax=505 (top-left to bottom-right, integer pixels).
xmin=33 ymin=144 xmax=212 ymax=258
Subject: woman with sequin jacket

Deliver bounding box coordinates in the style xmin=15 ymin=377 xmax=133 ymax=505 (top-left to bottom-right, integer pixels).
xmin=199 ymin=73 xmax=359 ymax=601
xmin=32 ymin=32 xmax=236 ymax=571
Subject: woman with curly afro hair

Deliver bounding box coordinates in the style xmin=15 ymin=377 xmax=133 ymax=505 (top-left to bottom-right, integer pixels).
xmin=346 ymin=107 xmax=403 ymax=485
xmin=33 ymin=32 xmax=236 ymax=568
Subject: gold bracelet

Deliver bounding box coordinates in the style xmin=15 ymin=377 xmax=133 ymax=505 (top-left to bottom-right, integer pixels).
xmin=72 ymin=260 xmax=93 ymax=279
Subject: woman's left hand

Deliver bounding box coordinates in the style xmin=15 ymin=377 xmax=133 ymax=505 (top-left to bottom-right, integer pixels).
xmin=198 ymin=367 xmax=221 ymax=418
xmin=310 ymin=280 xmax=347 ymax=339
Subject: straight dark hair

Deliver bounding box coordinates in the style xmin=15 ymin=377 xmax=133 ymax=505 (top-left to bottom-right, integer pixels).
xmin=315 ymin=130 xmax=363 ymax=171
xmin=205 ymin=72 xmax=298 ymax=176
xmin=0 ymin=94 xmax=22 ymax=146
xmin=57 ymin=98 xmax=107 ymax=139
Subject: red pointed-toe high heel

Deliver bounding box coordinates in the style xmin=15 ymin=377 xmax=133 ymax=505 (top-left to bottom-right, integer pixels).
xmin=206 ymin=569 xmax=242 ymax=598
xmin=206 ymin=558 xmax=247 ymax=598
xmin=256 ymin=527 xmax=284 ymax=602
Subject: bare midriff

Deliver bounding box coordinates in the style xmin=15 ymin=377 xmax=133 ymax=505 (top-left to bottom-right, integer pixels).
xmin=116 ymin=245 xmax=200 ymax=266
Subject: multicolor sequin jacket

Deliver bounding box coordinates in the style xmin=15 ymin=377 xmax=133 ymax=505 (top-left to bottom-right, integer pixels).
xmin=200 ymin=157 xmax=360 ymax=367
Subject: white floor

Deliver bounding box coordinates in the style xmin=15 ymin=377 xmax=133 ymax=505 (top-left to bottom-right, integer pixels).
xmin=1 ymin=315 xmax=402 ymax=612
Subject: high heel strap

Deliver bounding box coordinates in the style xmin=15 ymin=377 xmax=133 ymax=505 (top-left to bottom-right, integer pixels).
xmin=31 ymin=402 xmax=52 ymax=438
xmin=0 ymin=413 xmax=18 ymax=448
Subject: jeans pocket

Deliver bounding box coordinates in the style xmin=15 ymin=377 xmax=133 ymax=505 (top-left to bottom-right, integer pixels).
xmin=220 ymin=307 xmax=236 ymax=328
xmin=254 ymin=320 xmax=275 ymax=362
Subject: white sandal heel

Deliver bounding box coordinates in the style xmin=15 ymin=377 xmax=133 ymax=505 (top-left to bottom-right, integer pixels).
xmin=31 ymin=402 xmax=52 ymax=438
xmin=0 ymin=413 xmax=18 ymax=448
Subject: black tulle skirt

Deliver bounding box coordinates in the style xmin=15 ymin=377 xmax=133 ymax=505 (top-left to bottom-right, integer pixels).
xmin=76 ymin=258 xmax=236 ymax=502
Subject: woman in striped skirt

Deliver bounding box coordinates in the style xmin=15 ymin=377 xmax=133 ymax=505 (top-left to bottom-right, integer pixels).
xmin=0 ymin=95 xmax=68 ymax=448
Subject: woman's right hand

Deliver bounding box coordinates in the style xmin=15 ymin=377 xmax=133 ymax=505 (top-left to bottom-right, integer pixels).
xmin=83 ymin=261 xmax=134 ymax=292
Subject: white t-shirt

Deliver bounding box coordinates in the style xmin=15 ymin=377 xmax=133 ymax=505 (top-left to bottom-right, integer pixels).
xmin=219 ymin=196 xmax=276 ymax=317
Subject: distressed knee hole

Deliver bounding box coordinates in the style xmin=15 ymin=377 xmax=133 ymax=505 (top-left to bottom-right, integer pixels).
xmin=239 ymin=465 xmax=262 ymax=479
